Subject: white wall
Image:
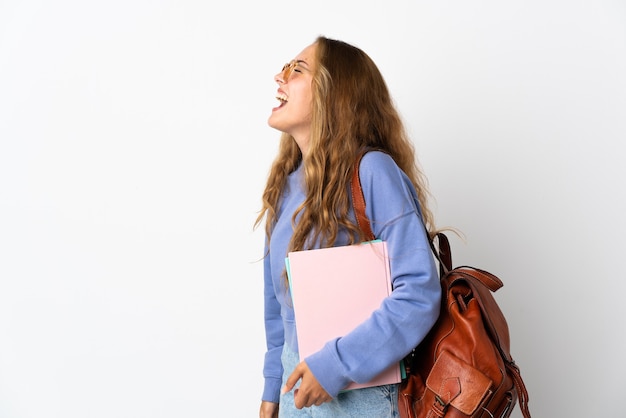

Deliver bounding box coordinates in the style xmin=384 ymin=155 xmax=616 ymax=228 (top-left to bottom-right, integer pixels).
xmin=1 ymin=1 xmax=624 ymax=417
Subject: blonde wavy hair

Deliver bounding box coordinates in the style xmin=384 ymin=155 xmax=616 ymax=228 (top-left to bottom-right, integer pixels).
xmin=255 ymin=36 xmax=437 ymax=254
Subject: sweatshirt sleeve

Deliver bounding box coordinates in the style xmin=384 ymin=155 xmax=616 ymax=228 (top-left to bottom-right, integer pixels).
xmin=304 ymin=151 xmax=441 ymax=397
xmin=261 ymin=241 xmax=285 ymax=403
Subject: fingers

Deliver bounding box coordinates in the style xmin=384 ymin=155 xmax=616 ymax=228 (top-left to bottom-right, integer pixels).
xmin=284 ymin=362 xmax=332 ymax=409
xmin=281 ymin=364 xmax=304 ymax=395
xmin=293 ymin=386 xmax=332 ymax=409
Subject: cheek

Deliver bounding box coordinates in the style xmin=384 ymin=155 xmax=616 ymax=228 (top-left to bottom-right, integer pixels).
xmin=300 ymin=93 xmax=314 ymax=117
xmin=296 ymin=83 xmax=313 ymax=110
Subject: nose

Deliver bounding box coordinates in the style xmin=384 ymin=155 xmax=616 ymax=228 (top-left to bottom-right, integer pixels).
xmin=274 ymin=71 xmax=285 ymax=84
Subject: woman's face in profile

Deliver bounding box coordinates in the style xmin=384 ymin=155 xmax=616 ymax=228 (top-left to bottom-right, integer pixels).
xmin=268 ymin=42 xmax=317 ymax=154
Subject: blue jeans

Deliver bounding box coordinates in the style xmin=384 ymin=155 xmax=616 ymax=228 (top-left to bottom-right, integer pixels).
xmin=279 ymin=344 xmax=400 ymax=418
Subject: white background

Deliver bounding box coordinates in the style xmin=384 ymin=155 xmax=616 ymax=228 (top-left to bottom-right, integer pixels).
xmin=1 ymin=1 xmax=624 ymax=417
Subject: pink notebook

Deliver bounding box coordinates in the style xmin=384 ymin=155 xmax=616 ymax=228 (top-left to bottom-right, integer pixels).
xmin=286 ymin=240 xmax=403 ymax=391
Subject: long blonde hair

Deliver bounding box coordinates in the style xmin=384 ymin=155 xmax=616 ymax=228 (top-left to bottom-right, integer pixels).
xmin=255 ymin=36 xmax=436 ymax=253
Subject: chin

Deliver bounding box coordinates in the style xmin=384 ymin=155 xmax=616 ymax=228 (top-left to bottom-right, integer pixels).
xmin=267 ymin=116 xmax=285 ymax=132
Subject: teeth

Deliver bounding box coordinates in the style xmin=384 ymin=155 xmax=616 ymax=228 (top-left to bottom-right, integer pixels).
xmin=276 ymin=93 xmax=288 ymax=103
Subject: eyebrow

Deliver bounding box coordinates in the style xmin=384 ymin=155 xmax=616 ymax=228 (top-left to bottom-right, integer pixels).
xmin=295 ymin=59 xmax=310 ymax=68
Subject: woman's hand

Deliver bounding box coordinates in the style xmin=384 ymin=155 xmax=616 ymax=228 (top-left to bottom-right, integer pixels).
xmin=259 ymin=401 xmax=278 ymax=418
xmin=282 ymin=361 xmax=332 ymax=409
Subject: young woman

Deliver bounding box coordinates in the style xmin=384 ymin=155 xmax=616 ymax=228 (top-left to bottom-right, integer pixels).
xmin=256 ymin=36 xmax=441 ymax=418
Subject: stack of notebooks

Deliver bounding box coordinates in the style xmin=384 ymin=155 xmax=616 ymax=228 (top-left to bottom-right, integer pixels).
xmin=285 ymin=240 xmax=404 ymax=391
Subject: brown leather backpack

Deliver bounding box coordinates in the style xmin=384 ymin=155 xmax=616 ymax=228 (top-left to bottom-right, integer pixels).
xmin=351 ymin=152 xmax=531 ymax=418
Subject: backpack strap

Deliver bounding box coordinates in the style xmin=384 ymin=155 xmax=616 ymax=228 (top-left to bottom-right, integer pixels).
xmin=434 ymin=232 xmax=452 ymax=276
xmin=507 ymin=360 xmax=532 ymax=418
xmin=350 ymin=151 xmax=376 ymax=242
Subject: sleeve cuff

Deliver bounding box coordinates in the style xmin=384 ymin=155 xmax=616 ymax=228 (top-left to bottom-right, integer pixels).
xmin=262 ymin=376 xmax=282 ymax=404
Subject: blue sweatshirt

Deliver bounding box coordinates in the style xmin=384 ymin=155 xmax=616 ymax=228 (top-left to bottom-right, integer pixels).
xmin=261 ymin=151 xmax=441 ymax=403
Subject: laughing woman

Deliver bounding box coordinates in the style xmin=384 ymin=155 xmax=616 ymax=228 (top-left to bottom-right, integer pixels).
xmin=256 ymin=36 xmax=441 ymax=418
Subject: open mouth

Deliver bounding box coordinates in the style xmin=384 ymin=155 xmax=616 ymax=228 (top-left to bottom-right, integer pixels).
xmin=276 ymin=93 xmax=288 ymax=107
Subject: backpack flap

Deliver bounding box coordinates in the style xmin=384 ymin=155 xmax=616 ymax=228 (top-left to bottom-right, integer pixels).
xmin=425 ymin=349 xmax=493 ymax=415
